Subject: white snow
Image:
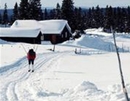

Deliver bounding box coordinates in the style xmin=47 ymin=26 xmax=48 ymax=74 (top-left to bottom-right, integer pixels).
xmin=39 ymin=19 xmax=71 ymax=34
xmin=0 ymin=28 xmax=130 ymax=101
xmin=0 ymin=28 xmax=41 ymax=37
xmin=11 ymin=20 xmax=41 ymax=28
xmin=85 ymin=28 xmax=112 ymax=37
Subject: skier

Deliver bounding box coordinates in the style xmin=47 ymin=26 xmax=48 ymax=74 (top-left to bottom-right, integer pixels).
xmin=27 ymin=49 xmax=36 ymax=72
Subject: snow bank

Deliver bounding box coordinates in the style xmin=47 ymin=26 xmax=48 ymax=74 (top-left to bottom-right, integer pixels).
xmin=64 ymin=30 xmax=130 ymax=52
xmin=63 ymin=35 xmax=115 ymax=51
xmin=75 ymin=35 xmax=115 ymax=51
xmin=63 ymin=81 xmax=129 ymax=101
xmin=65 ymin=81 xmax=103 ymax=96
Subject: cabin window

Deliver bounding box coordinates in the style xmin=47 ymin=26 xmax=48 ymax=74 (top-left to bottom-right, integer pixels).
xmin=65 ymin=32 xmax=68 ymax=38
xmin=41 ymin=35 xmax=44 ymax=40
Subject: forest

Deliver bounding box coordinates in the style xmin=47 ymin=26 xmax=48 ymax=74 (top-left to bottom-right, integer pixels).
xmin=0 ymin=0 xmax=130 ymax=33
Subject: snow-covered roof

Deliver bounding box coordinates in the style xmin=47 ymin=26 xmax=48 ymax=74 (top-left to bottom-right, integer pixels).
xmin=0 ymin=28 xmax=41 ymax=38
xmin=11 ymin=20 xmax=41 ymax=28
xmin=0 ymin=20 xmax=72 ymax=38
xmin=39 ymin=20 xmax=72 ymax=34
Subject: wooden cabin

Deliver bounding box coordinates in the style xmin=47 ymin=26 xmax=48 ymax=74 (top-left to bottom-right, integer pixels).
xmin=39 ymin=20 xmax=72 ymax=44
xmin=0 ymin=28 xmax=42 ymax=44
xmin=0 ymin=20 xmax=72 ymax=44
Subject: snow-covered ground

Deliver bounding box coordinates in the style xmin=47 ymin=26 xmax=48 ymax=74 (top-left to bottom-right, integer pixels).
xmin=0 ymin=29 xmax=130 ymax=101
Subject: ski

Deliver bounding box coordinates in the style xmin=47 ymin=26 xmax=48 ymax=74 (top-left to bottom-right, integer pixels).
xmin=28 ymin=69 xmax=31 ymax=72
xmin=28 ymin=69 xmax=34 ymax=72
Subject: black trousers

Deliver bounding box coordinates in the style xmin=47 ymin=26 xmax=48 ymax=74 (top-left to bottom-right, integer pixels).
xmin=28 ymin=59 xmax=34 ymax=65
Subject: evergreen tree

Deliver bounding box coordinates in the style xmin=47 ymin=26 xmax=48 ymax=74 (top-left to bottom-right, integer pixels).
xmin=121 ymin=8 xmax=127 ymax=32
xmin=86 ymin=8 xmax=93 ymax=28
xmin=82 ymin=10 xmax=89 ymax=29
xmin=117 ymin=7 xmax=126 ymax=32
xmin=61 ymin=0 xmax=75 ymax=31
xmin=29 ymin=0 xmax=43 ymax=20
xmin=94 ymin=5 xmax=103 ymax=28
xmin=49 ymin=9 xmax=56 ymax=19
xmin=19 ymin=0 xmax=30 ymax=19
xmin=49 ymin=3 xmax=61 ymax=19
xmin=90 ymin=7 xmax=97 ymax=28
xmin=10 ymin=15 xmax=14 ymax=24
xmin=112 ymin=8 xmax=117 ymax=31
xmin=3 ymin=3 xmax=9 ymax=26
xmin=13 ymin=2 xmax=19 ymax=21
xmin=73 ymin=7 xmax=80 ymax=30
xmin=126 ymin=6 xmax=130 ymax=32
xmin=116 ymin=7 xmax=122 ymax=32
xmin=81 ymin=12 xmax=88 ymax=31
xmin=73 ymin=7 xmax=83 ymax=30
xmin=55 ymin=3 xmax=61 ymax=19
xmin=43 ymin=8 xmax=48 ymax=20
xmin=104 ymin=6 xmax=114 ymax=32
xmin=0 ymin=13 xmax=2 ymax=24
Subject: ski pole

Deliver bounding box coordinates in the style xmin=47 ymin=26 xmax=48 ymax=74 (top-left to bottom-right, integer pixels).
xmin=112 ymin=27 xmax=129 ymax=101
xmin=34 ymin=44 xmax=38 ymax=52
xmin=21 ymin=44 xmax=27 ymax=54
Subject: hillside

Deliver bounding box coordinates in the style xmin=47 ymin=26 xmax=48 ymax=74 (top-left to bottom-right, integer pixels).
xmin=0 ymin=29 xmax=130 ymax=101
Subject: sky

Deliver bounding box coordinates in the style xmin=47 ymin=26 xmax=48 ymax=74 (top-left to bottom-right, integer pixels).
xmin=0 ymin=0 xmax=130 ymax=9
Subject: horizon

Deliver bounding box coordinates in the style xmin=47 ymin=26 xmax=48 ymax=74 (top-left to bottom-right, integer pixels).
xmin=0 ymin=0 xmax=130 ymax=9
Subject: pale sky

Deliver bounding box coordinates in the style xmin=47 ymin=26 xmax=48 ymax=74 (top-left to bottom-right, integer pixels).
xmin=0 ymin=0 xmax=130 ymax=9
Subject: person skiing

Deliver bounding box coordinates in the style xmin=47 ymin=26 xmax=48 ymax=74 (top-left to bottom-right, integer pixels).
xmin=27 ymin=49 xmax=36 ymax=72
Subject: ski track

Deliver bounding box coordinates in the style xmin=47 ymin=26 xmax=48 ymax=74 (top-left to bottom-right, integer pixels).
xmin=0 ymin=51 xmax=71 ymax=101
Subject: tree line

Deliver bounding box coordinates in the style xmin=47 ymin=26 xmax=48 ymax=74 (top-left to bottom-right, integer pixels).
xmin=0 ymin=0 xmax=130 ymax=33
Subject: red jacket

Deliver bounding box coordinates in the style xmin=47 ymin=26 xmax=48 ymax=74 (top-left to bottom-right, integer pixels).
xmin=27 ymin=52 xmax=36 ymax=60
